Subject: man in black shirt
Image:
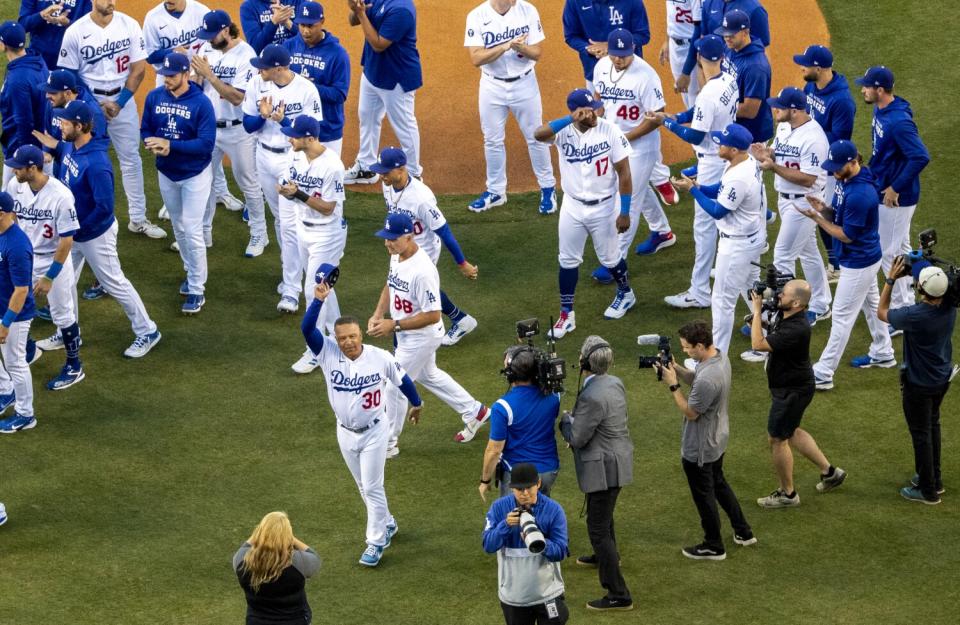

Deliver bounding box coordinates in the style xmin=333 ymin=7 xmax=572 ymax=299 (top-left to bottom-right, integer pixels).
xmin=748 ymin=280 xmax=847 ymax=508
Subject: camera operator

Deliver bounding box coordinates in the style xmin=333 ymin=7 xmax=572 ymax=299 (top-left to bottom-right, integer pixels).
xmin=478 ymin=346 xmax=561 ymax=502
xmin=560 ymin=336 xmax=634 ymax=612
xmin=748 ymin=280 xmax=847 ymax=509
xmin=879 ymin=256 xmax=956 ymax=505
xmin=654 ymin=321 xmax=756 ymax=561
xmin=482 ymin=463 xmax=569 ymax=625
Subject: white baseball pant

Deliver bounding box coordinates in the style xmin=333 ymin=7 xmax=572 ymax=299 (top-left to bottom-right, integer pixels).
xmin=1 ymin=166 xmax=13 ymax=188
xmin=478 ymin=72 xmax=555 ymax=195
xmin=94 ymin=94 xmax=148 ymax=223
xmin=297 ymin=218 xmax=347 ymax=334
xmin=813 ymin=260 xmax=894 ymax=382
xmin=0 ymin=319 xmax=33 ymax=417
xmin=773 ymin=196 xmax=832 ymax=314
xmin=878 ymin=203 xmax=917 ymax=308
xmin=337 ymin=419 xmax=394 ymax=547
xmin=204 ymin=126 xmax=266 ymax=240
xmin=686 ymin=154 xmax=725 ymax=305
xmin=356 ymin=74 xmax=422 ymax=177
xmin=71 ymin=220 xmax=158 ymax=337
xmin=33 ymin=254 xmax=77 ymax=328
xmin=617 ymin=149 xmax=671 ymax=259
xmin=159 ymin=167 xmax=212 ymax=295
xmin=712 ymin=232 xmax=764 ymax=356
xmin=558 ymin=196 xmax=621 ymax=269
xmin=668 ymin=38 xmax=700 ymax=110
xmin=322 ymin=138 xmax=343 ymax=155
xmin=257 ymin=146 xmax=302 ymax=300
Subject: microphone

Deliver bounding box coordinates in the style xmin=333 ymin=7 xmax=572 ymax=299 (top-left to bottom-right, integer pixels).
xmin=637 ymin=334 xmax=662 ymax=345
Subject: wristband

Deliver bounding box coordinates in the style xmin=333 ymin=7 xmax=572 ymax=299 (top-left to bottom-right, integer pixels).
xmin=619 ymin=193 xmax=630 ymax=217
xmin=548 ymin=115 xmax=574 ymax=134
xmin=44 ymin=260 xmax=64 ymax=281
xmin=479 ymin=478 xmax=491 ymax=485
xmin=669 ymin=383 xmax=681 ymax=393
xmin=116 ymin=88 xmax=134 ymax=108
xmin=1 ymin=309 xmax=16 ymax=328
xmin=293 ymin=189 xmax=310 ymax=202
xmin=663 ymin=117 xmax=677 ymax=131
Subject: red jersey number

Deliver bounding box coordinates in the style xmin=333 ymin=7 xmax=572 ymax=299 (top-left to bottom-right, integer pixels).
xmin=393 ymin=295 xmax=413 ymax=314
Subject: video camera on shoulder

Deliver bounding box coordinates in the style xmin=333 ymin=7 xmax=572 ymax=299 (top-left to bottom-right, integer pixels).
xmin=900 ymin=229 xmax=960 ymax=307
xmin=509 ymin=318 xmax=566 ymax=394
xmin=637 ymin=334 xmax=672 ymax=380
xmin=750 ymin=262 xmax=794 ymax=313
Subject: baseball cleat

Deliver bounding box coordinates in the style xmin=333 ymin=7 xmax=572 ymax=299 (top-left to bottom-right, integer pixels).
xmin=242 ymin=207 xmax=249 ymax=223
xmin=26 ymin=341 xmax=41 ymax=365
xmin=82 ymin=282 xmax=107 ymax=300
xmin=467 ymin=191 xmax=506 ymax=213
xmin=128 ymin=219 xmax=167 ymax=239
xmin=385 ymin=522 xmax=399 ymax=547
xmin=292 ymin=349 xmax=321 ymax=374
xmin=218 ymin=193 xmax=244 ymax=211
xmin=0 ymin=414 xmax=37 ymax=434
xmin=539 ymin=187 xmax=557 ymax=215
xmin=277 ymin=295 xmax=299 ymax=314
xmin=547 ymin=311 xmax=576 ymax=340
xmin=814 ymin=376 xmax=834 ymax=391
xmin=170 ymin=240 xmax=180 ymax=252
xmin=0 ymin=503 xmax=6 ymax=526
xmin=681 ymin=164 xmax=698 ymax=178
xmin=850 ymin=355 xmax=896 ymax=369
xmin=818 ymin=467 xmax=848 ymax=493
xmin=359 ymin=544 xmax=384 ymax=567
xmin=158 ymin=206 xmax=170 ymax=221
xmin=591 ymin=266 xmax=614 ymax=284
xmin=35 ymin=306 xmax=52 ymax=322
xmin=635 ymin=231 xmax=676 ymax=255
xmin=826 ymin=264 xmax=840 ymax=284
xmin=653 ymin=180 xmax=680 ymax=205
xmin=179 ymin=280 xmax=190 ymax=296
xmin=441 ymin=314 xmax=478 ymax=346
xmin=245 ymin=234 xmax=268 ymax=258
xmin=454 ymin=404 xmax=490 ymax=443
xmin=46 ymin=363 xmax=85 ymax=391
xmin=344 ymin=162 xmax=380 ymax=185
xmin=604 ymin=289 xmax=636 ymax=319
xmin=664 ymin=291 xmax=709 ymax=309
xmin=182 ymin=294 xmax=205 ymax=315
xmin=807 ymin=310 xmax=831 ymax=326
xmin=386 ymin=443 xmax=399 ymax=459
xmin=124 ymin=330 xmax=162 ymax=358
xmin=740 ymin=349 xmax=767 ymax=363
xmin=0 ymin=392 xmax=15 ymax=414
xmin=757 ymin=489 xmax=800 ymax=509
xmin=766 ymin=209 xmax=777 ymax=225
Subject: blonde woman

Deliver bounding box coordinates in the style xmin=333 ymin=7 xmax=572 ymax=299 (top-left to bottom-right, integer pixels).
xmin=234 ymin=511 xmax=321 ymax=625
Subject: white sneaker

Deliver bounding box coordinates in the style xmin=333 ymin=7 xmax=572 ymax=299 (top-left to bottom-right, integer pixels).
xmin=124 ymin=330 xmax=161 ymax=358
xmin=547 ymin=311 xmax=576 ymax=340
xmin=604 ymin=289 xmax=636 ymax=319
xmin=170 ymin=240 xmax=180 ymax=252
xmin=291 ymin=349 xmax=320 ymax=374
xmin=664 ymin=291 xmax=709 ymax=309
xmin=245 ymin=234 xmax=268 ymax=258
xmin=441 ymin=314 xmax=477 ymax=346
xmin=128 ymin=220 xmax=167 ymax=239
xmin=0 ymin=502 xmax=6 ymax=526
xmin=343 ymin=162 xmax=380 ymax=185
xmin=454 ymin=405 xmax=490 ymax=443
xmin=218 ymin=193 xmax=244 ymax=211
xmin=386 ymin=442 xmax=399 ymax=458
xmin=740 ymin=349 xmax=768 ymax=363
xmin=37 ymin=332 xmax=64 ymax=351
xmin=826 ymin=265 xmax=840 ymax=284
xmin=277 ymin=295 xmax=298 ymax=313
xmin=158 ymin=206 xmax=170 ymax=221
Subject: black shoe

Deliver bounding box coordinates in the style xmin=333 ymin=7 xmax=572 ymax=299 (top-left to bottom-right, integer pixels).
xmin=586 ymin=597 xmax=634 ymax=611
xmin=682 ymin=543 xmax=726 ymax=561
xmin=911 ymin=474 xmax=945 ymax=495
xmin=576 ymin=554 xmax=598 ymax=567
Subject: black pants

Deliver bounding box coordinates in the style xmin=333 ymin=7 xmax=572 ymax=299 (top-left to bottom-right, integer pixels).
xmin=501 ymin=596 xmax=568 ymax=625
xmin=901 ymin=378 xmax=950 ymax=499
xmin=682 ymin=454 xmax=752 ymax=549
xmin=585 ymin=487 xmax=630 ymax=601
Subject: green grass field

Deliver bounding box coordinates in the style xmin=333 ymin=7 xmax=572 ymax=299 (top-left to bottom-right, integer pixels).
xmin=1 ymin=1 xmax=958 ymax=623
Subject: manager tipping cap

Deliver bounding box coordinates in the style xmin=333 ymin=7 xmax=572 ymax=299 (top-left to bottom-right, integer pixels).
xmin=43 ymin=69 xmax=79 ymax=93
xmin=793 ymin=45 xmax=833 ymax=68
xmin=0 ymin=192 xmax=14 ymax=213
xmin=281 ymin=115 xmax=320 ymax=138
xmin=0 ymin=21 xmax=25 ymax=49
xmin=509 ymin=463 xmax=540 ymax=489
xmin=198 ymin=10 xmax=232 ymax=40
xmin=251 ymin=44 xmax=291 ymax=69
xmin=767 ymin=87 xmax=807 ymax=110
xmin=53 ymin=100 xmax=93 ymax=124
xmin=159 ymin=52 xmax=190 ymax=76
xmin=694 ymin=34 xmax=726 ymax=62
xmin=715 ymin=10 xmax=750 ymax=37
xmin=4 ymin=145 xmax=44 ymax=169
xmin=918 ymin=267 xmax=949 ymax=298
xmin=855 ymin=66 xmax=894 ymax=90
xmin=294 ymin=2 xmax=324 ymax=25
xmin=821 ymin=140 xmax=858 ymax=173
xmin=566 ymin=89 xmax=602 ymax=112
xmin=607 ymin=29 xmax=634 ymax=57
xmin=369 ymin=147 xmax=407 ymax=175
xmin=710 ymin=123 xmax=752 ymax=150
xmin=375 ymin=213 xmax=415 ymax=240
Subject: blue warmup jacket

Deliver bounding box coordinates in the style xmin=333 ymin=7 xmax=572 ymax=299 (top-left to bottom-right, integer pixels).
xmin=833 ymin=167 xmax=882 ymax=270
xmin=360 ymin=0 xmax=422 ymax=92
xmin=563 ymin=0 xmax=651 ymax=81
xmin=140 ymin=83 xmax=217 ymax=181
xmin=701 ymin=0 xmax=770 ymax=46
xmin=42 ymin=86 xmax=109 ymax=178
xmin=0 ymin=51 xmax=49 ymax=157
xmin=0 ymin=223 xmax=36 ymax=322
xmin=240 ymin=0 xmax=301 ymax=53
xmin=803 ymin=72 xmax=856 ymax=143
xmin=723 ymin=37 xmax=772 ymax=142
xmin=868 ymin=96 xmax=930 ymax=207
xmin=59 ymin=141 xmax=115 ymax=242
xmin=284 ymin=32 xmax=351 ymax=142
xmin=18 ymin=0 xmax=92 ymax=70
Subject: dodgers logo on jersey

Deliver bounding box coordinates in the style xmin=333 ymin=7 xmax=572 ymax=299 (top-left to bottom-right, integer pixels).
xmin=13 ymin=201 xmax=55 ymax=223
xmin=594 ymin=81 xmax=636 ymax=103
xmin=561 ymin=140 xmax=611 ymax=164
xmin=387 ymin=270 xmax=410 ymax=293
xmin=80 ymin=38 xmax=132 ymax=63
xmin=330 ymin=370 xmax=382 ymax=394
xmin=482 ymin=25 xmax=530 ymax=48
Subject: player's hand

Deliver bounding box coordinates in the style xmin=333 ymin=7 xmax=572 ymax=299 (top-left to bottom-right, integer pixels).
xmin=798 ymin=206 xmax=820 ymax=221
xmin=101 ymin=100 xmax=121 ymax=120
xmin=757 ymin=156 xmax=775 ymax=171
xmin=478 ymin=481 xmax=491 ymax=502
xmin=805 ymin=194 xmax=827 ymax=213
xmin=40 ymin=3 xmax=63 ymax=23
xmin=749 ymin=142 xmax=772 ymax=161
xmin=0 ymin=325 xmax=7 ymax=344
xmin=615 ymin=214 xmax=630 ymax=234
xmin=271 ymin=3 xmax=294 ymax=25
xmin=313 ymin=282 xmax=332 ymax=301
xmin=406 ymin=405 xmax=422 ymax=425
xmin=347 ymin=0 xmax=370 ymax=17
xmin=644 ymin=111 xmax=667 ymax=126
xmin=31 ymin=130 xmax=59 ymax=149
xmin=586 ymin=40 xmax=608 ymax=58
xmin=191 ymin=55 xmax=212 ymax=80
xmin=508 ymin=35 xmax=527 ymax=53
xmin=34 ymin=277 xmax=52 ymax=299
xmin=269 ymin=100 xmax=286 ymax=123
xmin=505 ymin=509 xmax=521 ymax=527
xmin=882 ymin=186 xmax=900 ymax=208
xmin=368 ymin=318 xmax=394 ymax=337
xmin=458 ymin=261 xmax=478 ymax=280
xmin=675 ymin=73 xmax=691 ymax=94
xmin=144 ymin=137 xmax=171 ymax=156
xmin=671 ymin=174 xmax=694 ymax=193
xmin=277 ymin=181 xmax=298 ymax=199
xmin=571 ymin=107 xmax=593 ymax=123
xmin=258 ymin=96 xmax=274 ymax=119
xmin=659 ymin=41 xmax=669 ymax=66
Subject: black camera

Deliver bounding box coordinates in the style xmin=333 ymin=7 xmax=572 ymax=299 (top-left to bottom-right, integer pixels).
xmin=751 ymin=262 xmax=794 ymax=313
xmin=637 ymin=334 xmax=672 ymax=380
xmin=511 ymin=319 xmax=567 ymax=394
xmin=901 ymin=228 xmax=960 ymax=307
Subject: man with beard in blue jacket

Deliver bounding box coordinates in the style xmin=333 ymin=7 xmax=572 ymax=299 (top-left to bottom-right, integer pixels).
xmin=0 ymin=21 xmax=49 ymax=188
xmin=715 ymin=10 xmax=771 ymax=142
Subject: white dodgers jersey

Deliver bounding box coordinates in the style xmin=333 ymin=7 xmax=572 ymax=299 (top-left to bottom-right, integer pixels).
xmin=593 ymin=55 xmax=667 ymax=154
xmin=691 ymin=72 xmax=739 ymax=155
xmin=771 ymin=119 xmax=829 ymax=196
xmin=316 ymin=337 xmax=407 ymax=429
xmin=666 ymin=0 xmax=702 ymax=39
xmin=241 ymin=74 xmax=323 ymax=148
xmin=58 ymin=12 xmax=148 ymax=92
xmin=464 ymin=0 xmax=544 ymax=78
xmin=286 ymin=149 xmax=346 ymax=226
xmin=143 ymin=0 xmax=210 ymax=71
xmin=553 ymin=117 xmax=631 ymax=200
xmin=198 ymin=40 xmax=256 ymax=121
xmin=6 ymin=178 xmax=80 ymax=255
xmin=387 ymin=247 xmax=443 ymax=337
xmin=382 ymin=178 xmax=446 ymax=265
xmin=716 ymin=155 xmax=766 ymax=238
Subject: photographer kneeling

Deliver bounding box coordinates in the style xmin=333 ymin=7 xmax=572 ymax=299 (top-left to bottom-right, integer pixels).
xmin=879 ymin=256 xmax=956 ymax=505
xmin=482 ymin=463 xmax=569 ymax=625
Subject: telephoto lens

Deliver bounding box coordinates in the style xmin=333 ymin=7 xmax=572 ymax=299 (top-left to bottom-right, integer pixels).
xmin=519 ymin=511 xmax=546 ymax=553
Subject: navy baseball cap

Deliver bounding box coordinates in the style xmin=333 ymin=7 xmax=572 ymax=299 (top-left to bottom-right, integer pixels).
xmin=607 ymin=29 xmax=634 ymax=57
xmin=294 ymin=2 xmax=324 ymax=25
xmin=4 ymin=145 xmax=44 ymax=169
xmin=369 ymin=147 xmax=407 ymax=174
xmin=855 ymin=66 xmax=894 ymax=90
xmin=159 ymin=52 xmax=190 ymax=76
xmin=566 ymin=88 xmax=602 ymax=112
xmin=821 ymin=140 xmax=858 ymax=173
xmin=43 ymin=69 xmax=79 ymax=93
xmin=0 ymin=192 xmax=14 ymax=214
xmin=314 ymin=263 xmax=340 ymax=286
xmin=509 ymin=463 xmax=540 ymax=489
xmin=710 ymin=123 xmax=753 ymax=150
xmin=375 ymin=213 xmax=415 ymax=240
xmin=281 ymin=115 xmax=320 ymax=138
xmin=198 ymin=10 xmax=231 ymax=40
xmin=693 ymin=34 xmax=726 ymax=62
xmin=715 ymin=10 xmax=750 ymax=37
xmin=0 ymin=21 xmax=25 ymax=49
xmin=793 ymin=45 xmax=833 ymax=68
xmin=53 ymin=100 xmax=93 ymax=124
xmin=767 ymin=86 xmax=807 ymax=110
xmin=251 ymin=44 xmax=291 ymax=69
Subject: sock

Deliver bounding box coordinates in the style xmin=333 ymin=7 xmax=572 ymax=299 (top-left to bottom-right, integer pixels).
xmin=608 ymin=258 xmax=630 ymax=293
xmin=62 ymin=322 xmax=82 ymax=368
xmin=785 ymin=490 xmax=797 ymax=499
xmin=823 ymin=465 xmax=835 ymax=478
xmin=559 ymin=267 xmax=578 ymax=312
xmin=440 ymin=290 xmax=466 ymax=323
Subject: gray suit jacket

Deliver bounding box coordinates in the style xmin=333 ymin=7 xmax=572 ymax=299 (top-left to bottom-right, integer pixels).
xmin=561 ymin=374 xmax=634 ymax=493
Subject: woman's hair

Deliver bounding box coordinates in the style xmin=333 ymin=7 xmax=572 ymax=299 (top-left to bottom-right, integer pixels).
xmin=241 ymin=511 xmax=295 ymax=593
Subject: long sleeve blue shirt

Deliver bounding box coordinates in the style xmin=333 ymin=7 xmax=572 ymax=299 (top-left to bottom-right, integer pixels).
xmin=58 ymin=140 xmax=115 ymax=242
xmin=42 ymin=85 xmax=109 ymax=178
xmin=833 ymin=167 xmax=882 ymax=269
xmin=482 ymin=493 xmax=568 ymax=562
xmin=0 ymin=51 xmax=49 ymax=157
xmin=240 ymin=0 xmax=301 ymax=54
xmin=18 ymin=0 xmax=91 ymax=70
xmin=562 ymin=0 xmax=651 ymax=81
xmin=723 ymin=38 xmax=773 ymax=142
xmin=0 ymin=224 xmax=36 ymax=322
xmin=140 ymin=83 xmax=217 ymax=181
xmin=803 ymin=72 xmax=855 ymax=144
xmin=284 ymin=32 xmax=351 ymax=142
xmin=868 ymin=96 xmax=930 ymax=207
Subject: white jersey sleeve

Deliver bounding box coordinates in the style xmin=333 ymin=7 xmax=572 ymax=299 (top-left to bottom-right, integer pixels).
xmin=240 ymin=76 xmax=261 ymax=117
xmin=717 ymin=176 xmax=747 ymax=212
xmin=524 ymin=2 xmax=546 ymax=46
xmin=57 ymin=23 xmax=81 ymax=70
xmin=463 ymin=7 xmax=483 ymax=47
xmin=610 ymin=125 xmax=631 ymax=163
xmin=125 ymin=16 xmax=148 ymax=64
xmin=412 ymin=266 xmax=442 ymax=315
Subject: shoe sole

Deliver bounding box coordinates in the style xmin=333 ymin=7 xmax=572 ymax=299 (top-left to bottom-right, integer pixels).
xmin=344 ymin=176 xmax=380 ymax=186
xmin=733 ymin=536 xmax=758 ymax=546
xmin=48 ymin=371 xmax=85 ymax=391
xmin=467 ymin=198 xmax=507 ymax=213
xmin=910 ymin=480 xmax=945 ymax=495
xmin=681 ymin=549 xmax=726 ymax=561
xmin=817 ymin=471 xmax=847 ymax=493
xmin=757 ymin=499 xmax=799 ymax=509
xmin=852 ymin=360 xmax=897 ymax=369
xmin=182 ymin=307 xmax=203 ymax=315
xmin=664 ymin=299 xmax=710 ymax=309
xmin=815 ymin=384 xmax=834 ymax=391
xmin=82 ymin=291 xmax=107 ymax=300
xmin=291 ymin=365 xmax=320 ymax=374
xmin=0 ymin=419 xmax=37 ymax=434
xmin=358 ymin=558 xmax=382 ymax=567
xmin=901 ymin=491 xmax=941 ymax=505
xmin=547 ymin=326 xmax=574 ymax=340
xmin=637 ymin=237 xmax=678 ymax=255
xmin=245 ymin=248 xmax=266 ymax=258
xmin=575 ymin=560 xmax=598 ymax=568
xmin=586 ymin=603 xmax=634 ymax=611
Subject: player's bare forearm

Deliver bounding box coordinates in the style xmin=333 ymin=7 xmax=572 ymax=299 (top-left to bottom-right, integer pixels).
xmin=625 ymin=116 xmax=660 ymax=141
xmin=469 ymin=44 xmax=510 ymax=67
xmin=516 ymin=42 xmax=542 ymax=61
xmin=304 ymin=196 xmax=336 ymax=215
xmin=399 ymin=310 xmax=442 ymax=330
xmin=480 ymin=439 xmax=504 ymax=483
xmin=52 ymin=236 xmax=73 ymax=265
xmin=533 ymin=124 xmax=556 ymax=142
xmin=209 ymin=77 xmax=244 ymax=106
xmin=124 ymin=60 xmax=146 ymax=92
xmin=772 ymin=163 xmax=816 ymax=187
xmin=737 ymin=98 xmax=761 ymax=120
xmin=614 ymin=158 xmax=632 ymax=196
xmin=878 ymin=283 xmax=893 ymax=323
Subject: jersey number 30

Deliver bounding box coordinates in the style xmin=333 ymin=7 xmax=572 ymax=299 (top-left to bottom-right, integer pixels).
xmin=361 ymin=390 xmax=381 ymax=409
xmin=393 ymin=295 xmax=413 ymax=314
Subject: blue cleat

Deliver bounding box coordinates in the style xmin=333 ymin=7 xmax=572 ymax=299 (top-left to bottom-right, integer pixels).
xmin=35 ymin=306 xmax=52 ymax=322
xmin=591 ymin=266 xmax=614 ymax=284
xmin=46 ymin=364 xmax=85 ymax=391
xmin=635 ymin=231 xmax=677 ymax=255
xmin=0 ymin=392 xmax=15 ymax=414
xmin=467 ymin=191 xmax=506 ymax=213
xmin=242 ymin=207 xmax=249 ymax=223
xmin=740 ymin=324 xmax=751 ymax=338
xmin=850 ymin=355 xmax=896 ymax=369
xmin=385 ymin=522 xmax=399 ymax=548
xmin=0 ymin=414 xmax=37 ymax=434
xmin=82 ymin=283 xmax=107 ymax=300
xmin=766 ymin=209 xmax=777 ymax=225
xmin=179 ymin=280 xmax=190 ymax=296
xmin=182 ymin=294 xmax=205 ymax=315
xmin=539 ymin=187 xmax=557 ymax=215
xmin=359 ymin=544 xmax=384 ymax=567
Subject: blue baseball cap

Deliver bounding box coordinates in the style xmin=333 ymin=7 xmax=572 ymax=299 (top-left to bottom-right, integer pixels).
xmin=281 ymin=115 xmax=320 ymax=138
xmin=4 ymin=145 xmax=44 ymax=169
xmin=710 ymin=123 xmax=753 ymax=150
xmin=314 ymin=263 xmax=339 ymax=286
xmin=198 ymin=10 xmax=232 ymax=40
xmin=53 ymin=100 xmax=93 ymax=124
xmin=294 ymin=2 xmax=324 ymax=25
xmin=251 ymin=44 xmax=291 ymax=69
xmin=607 ymin=29 xmax=634 ymax=57
xmin=159 ymin=52 xmax=190 ymax=76
xmin=715 ymin=10 xmax=750 ymax=37
xmin=793 ymin=45 xmax=833 ymax=68
xmin=767 ymin=86 xmax=807 ymax=110
xmin=855 ymin=66 xmax=894 ymax=90
xmin=693 ymin=34 xmax=726 ymax=62
xmin=375 ymin=213 xmax=415 ymax=240
xmin=369 ymin=147 xmax=407 ymax=175
xmin=821 ymin=140 xmax=858 ymax=173
xmin=43 ymin=69 xmax=79 ymax=93
xmin=0 ymin=192 xmax=14 ymax=214
xmin=0 ymin=21 xmax=25 ymax=49
xmin=566 ymin=88 xmax=601 ymax=112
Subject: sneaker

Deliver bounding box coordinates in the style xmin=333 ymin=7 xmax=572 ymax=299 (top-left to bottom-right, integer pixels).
xmin=547 ymin=311 xmax=576 ymax=340
xmin=441 ymin=314 xmax=478 ymax=346
xmin=635 ymin=231 xmax=676 ymax=255
xmin=591 ymin=266 xmax=614 ymax=284
xmin=0 ymin=414 xmax=37 ymax=434
xmin=358 ymin=544 xmax=384 ymax=566
xmin=910 ymin=474 xmax=945 ymax=495
xmin=740 ymin=349 xmax=767 ymax=363
xmin=538 ymin=187 xmax=557 ymax=215
xmin=36 ymin=306 xmax=52 ymax=322
xmin=26 ymin=342 xmax=42 ymax=365
xmin=757 ymin=489 xmax=800 ymax=509
xmin=46 ymin=363 xmax=85 ymax=391
xmin=586 ymin=597 xmax=634 ymax=611
xmin=653 ymin=180 xmax=680 ymax=205
xmin=681 ymin=543 xmax=726 ymax=561
xmin=385 ymin=443 xmax=399 ymax=459
xmin=245 ymin=234 xmax=268 ymax=258
xmin=124 ymin=330 xmax=162 ymax=358
xmin=0 ymin=502 xmax=6 ymax=526
xmin=179 ymin=280 xmax=190 ymax=296
xmin=218 ymin=193 xmax=244 ymax=211
xmin=816 ymin=467 xmax=847 ymax=493
xmin=0 ymin=392 xmax=15 ymax=414
xmin=850 ymin=355 xmax=896 ymax=369
xmin=37 ymin=332 xmax=74 ymax=351
xmin=604 ymin=289 xmax=636 ymax=319
xmin=733 ymin=532 xmax=758 ymax=546
xmin=158 ymin=205 xmax=170 ymax=221
xmin=826 ymin=264 xmax=840 ymax=284
xmin=900 ymin=486 xmax=941 ymax=505
xmin=680 ymin=164 xmax=698 ymax=178
xmin=277 ymin=295 xmax=298 ymax=314
xmin=385 ymin=522 xmax=399 ymax=547
xmin=344 ymin=162 xmax=380 ymax=185
xmin=454 ymin=405 xmax=490 ymax=443
xmin=170 ymin=240 xmax=180 ymax=252
xmin=182 ymin=294 xmax=205 ymax=315
xmin=807 ymin=310 xmax=831 ymax=326
xmin=888 ymin=325 xmax=903 ymax=338
xmin=664 ymin=291 xmax=709 ymax=309
xmin=467 ymin=191 xmax=506 ymax=213
xmin=766 ymin=209 xmax=777 ymax=225
xmin=292 ymin=349 xmax=320 ymax=374
xmin=576 ymin=554 xmax=599 ymax=567
xmin=814 ymin=376 xmax=834 ymax=391
xmin=82 ymin=283 xmax=107 ymax=300
xmin=128 ymin=220 xmax=166 ymax=239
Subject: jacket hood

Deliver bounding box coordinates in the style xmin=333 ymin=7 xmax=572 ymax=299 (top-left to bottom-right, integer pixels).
xmin=733 ymin=37 xmax=766 ymax=59
xmin=817 ymin=72 xmax=850 ymax=96
xmin=851 ymin=166 xmax=876 ymax=187
xmin=170 ymin=82 xmax=207 ymax=102
xmin=876 ymin=95 xmax=914 ymax=121
xmin=8 ymin=51 xmax=47 ymax=73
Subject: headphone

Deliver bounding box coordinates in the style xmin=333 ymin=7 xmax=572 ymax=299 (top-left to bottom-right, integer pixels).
xmin=501 ymin=346 xmax=537 ymax=383
xmin=579 ymin=342 xmax=611 ymax=373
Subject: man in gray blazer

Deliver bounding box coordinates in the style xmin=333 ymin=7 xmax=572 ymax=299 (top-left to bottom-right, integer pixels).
xmin=560 ymin=335 xmax=634 ymax=613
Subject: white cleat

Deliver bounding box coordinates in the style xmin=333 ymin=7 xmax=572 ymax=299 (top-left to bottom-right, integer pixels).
xmin=292 ymin=349 xmax=320 ymax=374
xmin=740 ymin=349 xmax=768 ymax=363
xmin=441 ymin=314 xmax=478 ymax=346
xmin=604 ymin=289 xmax=636 ymax=319
xmin=343 ymin=162 xmax=380 ymax=185
xmin=129 ymin=220 xmax=167 ymax=239
xmin=218 ymin=193 xmax=244 ymax=211
xmin=245 ymin=234 xmax=268 ymax=258
xmin=277 ymin=296 xmax=298 ymax=314
xmin=158 ymin=206 xmax=170 ymax=221
xmin=547 ymin=311 xmax=576 ymax=340
xmin=664 ymin=291 xmax=710 ymax=309
xmin=170 ymin=240 xmax=180 ymax=252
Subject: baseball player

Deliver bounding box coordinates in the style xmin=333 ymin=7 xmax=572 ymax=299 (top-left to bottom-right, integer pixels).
xmin=141 ymin=52 xmax=217 ymax=315
xmin=699 ymin=0 xmax=769 ymax=46
xmin=240 ymin=0 xmax=299 ymax=54
xmin=33 ymin=70 xmax=109 ymax=180
xmin=591 ymin=29 xmax=676 ymax=287
xmin=661 ymin=0 xmax=702 ymax=109
xmin=368 ymin=213 xmax=489 ymax=455
xmin=369 ymin=147 xmax=480 ymax=347
xmin=4 ymin=146 xmax=84 ymax=390
xmin=798 ymin=139 xmax=895 ymax=390
xmin=463 ymin=0 xmax=556 ymax=214
xmin=0 ymin=21 xmax=49 ymax=188
xmin=533 ymin=89 xmax=636 ymax=339
xmin=56 ymin=100 xmax=162 ymax=358
xmin=143 ymin=0 xmax=209 ymax=85
xmin=58 ymin=0 xmax=167 ymax=239
xmin=284 ymin=1 xmax=351 ymax=155
xmin=278 ymin=115 xmax=347 ymax=373
xmin=191 ymin=9 xmax=266 ymax=258
xmin=301 ymin=281 xmax=422 ymax=567
xmin=343 ymin=0 xmax=423 ymax=184
xmin=672 ymin=123 xmax=765 ymax=356
xmin=241 ymin=43 xmax=323 ymax=313
xmin=0 ymin=191 xmax=36 ymax=433
xmin=855 ymin=66 xmax=930 ymax=315
xmin=715 ymin=10 xmax=772 ymax=142
xmin=18 ymin=0 xmax=92 ymax=70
